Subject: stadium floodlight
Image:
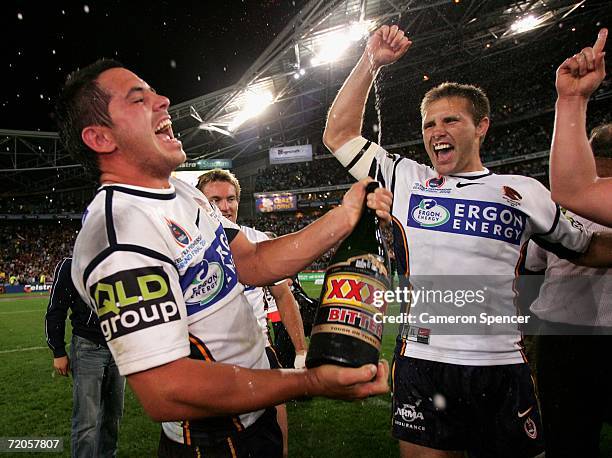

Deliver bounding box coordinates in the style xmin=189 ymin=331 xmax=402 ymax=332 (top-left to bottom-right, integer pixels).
xmin=311 ymin=21 xmax=373 ymax=66
xmin=229 ymin=89 xmax=274 ymax=131
xmin=198 ymin=123 xmax=234 ymax=138
xmin=510 ymin=15 xmax=541 ymax=34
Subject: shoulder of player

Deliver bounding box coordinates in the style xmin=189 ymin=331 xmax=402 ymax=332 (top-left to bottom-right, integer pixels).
xmin=484 ymin=172 xmax=547 ymax=195
xmin=240 ymin=225 xmax=268 ymax=243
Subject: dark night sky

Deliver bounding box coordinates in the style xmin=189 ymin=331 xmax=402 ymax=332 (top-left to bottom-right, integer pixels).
xmin=2 ymin=1 xmax=306 ymax=132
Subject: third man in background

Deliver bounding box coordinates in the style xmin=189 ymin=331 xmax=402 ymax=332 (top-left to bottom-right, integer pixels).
xmin=197 ymin=168 xmax=307 ymax=457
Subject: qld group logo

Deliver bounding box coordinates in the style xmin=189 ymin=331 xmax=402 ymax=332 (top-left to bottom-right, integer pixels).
xmin=184 ymin=260 xmax=224 ymax=308
xmin=165 ymin=218 xmax=191 ymax=247
xmin=411 ymin=198 xmax=450 ymax=227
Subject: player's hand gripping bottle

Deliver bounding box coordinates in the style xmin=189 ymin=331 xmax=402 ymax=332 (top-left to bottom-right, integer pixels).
xmin=306 ymin=182 xmax=391 ymax=368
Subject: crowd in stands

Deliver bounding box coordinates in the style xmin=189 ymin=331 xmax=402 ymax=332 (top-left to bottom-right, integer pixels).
xmin=0 ymin=221 xmax=79 ymax=286
xmin=0 ymin=192 xmax=90 ymax=216
xmin=254 ymin=156 xmax=354 ymax=192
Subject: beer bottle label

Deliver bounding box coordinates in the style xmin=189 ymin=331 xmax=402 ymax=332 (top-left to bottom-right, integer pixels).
xmin=310 ymin=254 xmax=389 ymax=350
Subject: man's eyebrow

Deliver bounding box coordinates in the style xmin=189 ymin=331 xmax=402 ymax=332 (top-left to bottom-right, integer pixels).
xmin=125 ymin=86 xmax=156 ymax=98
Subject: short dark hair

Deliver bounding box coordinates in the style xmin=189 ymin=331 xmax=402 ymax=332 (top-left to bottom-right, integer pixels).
xmin=55 ymin=59 xmax=123 ymax=178
xmin=196 ymin=168 xmax=241 ymax=200
xmin=590 ymin=123 xmax=612 ymax=158
xmin=420 ymin=82 xmax=491 ymax=125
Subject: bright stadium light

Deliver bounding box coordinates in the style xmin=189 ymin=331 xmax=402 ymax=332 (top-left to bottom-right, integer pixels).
xmin=229 ymin=90 xmax=274 ymax=131
xmin=348 ymin=21 xmax=372 ymax=41
xmin=510 ymin=15 xmax=540 ymax=34
xmin=311 ymin=21 xmax=372 ymax=66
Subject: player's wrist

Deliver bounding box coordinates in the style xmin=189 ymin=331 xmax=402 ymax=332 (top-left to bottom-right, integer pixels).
xmin=357 ymin=53 xmax=381 ymax=78
xmin=330 ymin=205 xmax=357 ymax=239
xmin=556 ymin=94 xmax=590 ymax=106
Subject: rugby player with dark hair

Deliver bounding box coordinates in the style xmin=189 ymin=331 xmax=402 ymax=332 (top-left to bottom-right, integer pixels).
xmin=55 ymin=60 xmax=392 ymax=457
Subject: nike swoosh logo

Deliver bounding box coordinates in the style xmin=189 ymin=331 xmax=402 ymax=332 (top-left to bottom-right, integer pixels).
xmin=518 ymin=406 xmax=533 ymax=418
xmin=456 ymin=182 xmax=484 ymax=188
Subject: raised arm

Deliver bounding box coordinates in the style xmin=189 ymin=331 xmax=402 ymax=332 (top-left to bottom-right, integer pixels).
xmin=323 ymin=25 xmax=412 ymax=153
xmin=549 ymin=28 xmax=612 ymax=226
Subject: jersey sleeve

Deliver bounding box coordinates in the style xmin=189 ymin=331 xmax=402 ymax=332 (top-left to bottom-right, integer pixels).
xmin=527 ymin=181 xmax=592 ymax=259
xmin=334 ymin=136 xmax=401 ymax=186
xmin=80 ymin=250 xmax=190 ymax=376
xmin=334 ymin=136 xmax=429 ymax=193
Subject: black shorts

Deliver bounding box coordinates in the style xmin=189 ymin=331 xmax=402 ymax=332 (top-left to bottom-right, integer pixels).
xmin=158 ymin=407 xmax=282 ymax=457
xmin=265 ymin=345 xmax=282 ymax=369
xmin=392 ymin=351 xmax=544 ymax=457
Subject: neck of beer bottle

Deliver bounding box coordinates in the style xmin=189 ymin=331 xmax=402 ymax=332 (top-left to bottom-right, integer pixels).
xmin=346 ymin=206 xmax=379 ymax=249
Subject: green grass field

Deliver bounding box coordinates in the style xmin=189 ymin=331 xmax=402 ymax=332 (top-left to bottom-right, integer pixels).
xmin=0 ymin=287 xmax=610 ymax=456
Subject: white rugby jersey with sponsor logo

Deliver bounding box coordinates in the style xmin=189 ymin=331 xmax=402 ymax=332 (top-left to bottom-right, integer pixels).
xmin=335 ymin=137 xmax=592 ymax=365
xmin=240 ymin=225 xmax=281 ymax=343
xmin=71 ymin=177 xmax=269 ymax=444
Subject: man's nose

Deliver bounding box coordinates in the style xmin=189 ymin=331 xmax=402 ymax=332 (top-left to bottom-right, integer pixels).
xmin=216 ymin=199 xmax=230 ymax=211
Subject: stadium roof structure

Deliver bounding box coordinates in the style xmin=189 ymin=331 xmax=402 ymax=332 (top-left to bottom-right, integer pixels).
xmin=1 ymin=0 xmax=609 ymax=197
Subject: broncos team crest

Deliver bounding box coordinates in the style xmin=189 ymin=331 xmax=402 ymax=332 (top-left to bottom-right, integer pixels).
xmin=165 ymin=218 xmax=192 ymax=247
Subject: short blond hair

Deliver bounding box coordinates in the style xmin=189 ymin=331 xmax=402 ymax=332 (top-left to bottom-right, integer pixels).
xmin=196 ymin=168 xmax=241 ymax=200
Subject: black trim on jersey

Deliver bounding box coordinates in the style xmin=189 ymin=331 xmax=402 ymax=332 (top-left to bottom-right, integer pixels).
xmin=195 ymin=209 xmax=200 ymax=227
xmin=345 ymin=140 xmax=372 ymax=171
xmin=531 ymin=235 xmax=583 ymax=261
xmin=392 ymin=217 xmax=408 ymax=277
xmin=225 ymin=227 xmax=239 ymax=244
xmin=368 ymin=160 xmax=377 ymax=179
xmin=390 ymin=157 xmax=405 ymax=212
xmin=105 ymin=189 xmax=117 ymax=246
xmin=376 ymin=163 xmax=386 ymax=189
xmin=189 ymin=333 xmax=216 ymax=361
xmin=105 ymin=185 xmax=177 ymax=200
xmin=448 ymin=171 xmax=492 ymax=180
xmin=82 ymin=245 xmax=177 ymax=288
xmin=536 ymin=205 xmax=561 ymax=237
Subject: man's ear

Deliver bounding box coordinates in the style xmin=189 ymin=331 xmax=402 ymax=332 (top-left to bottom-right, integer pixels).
xmin=81 ymin=126 xmax=116 ymax=154
xmin=476 ymin=116 xmax=490 ymax=143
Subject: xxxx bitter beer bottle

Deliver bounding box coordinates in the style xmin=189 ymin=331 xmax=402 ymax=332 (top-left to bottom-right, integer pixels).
xmin=306 ymin=182 xmax=391 ymax=368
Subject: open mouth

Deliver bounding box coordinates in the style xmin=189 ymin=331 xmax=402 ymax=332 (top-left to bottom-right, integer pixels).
xmin=154 ymin=118 xmax=177 ymax=143
xmin=433 ymin=142 xmax=454 ymax=162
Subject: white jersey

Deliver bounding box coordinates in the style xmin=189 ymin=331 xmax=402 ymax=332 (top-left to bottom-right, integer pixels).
xmin=71 ymin=177 xmax=268 ymax=444
xmin=240 ymin=225 xmax=280 ymax=343
xmin=526 ymin=211 xmax=612 ymax=327
xmin=336 ymin=137 xmax=592 ymax=365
